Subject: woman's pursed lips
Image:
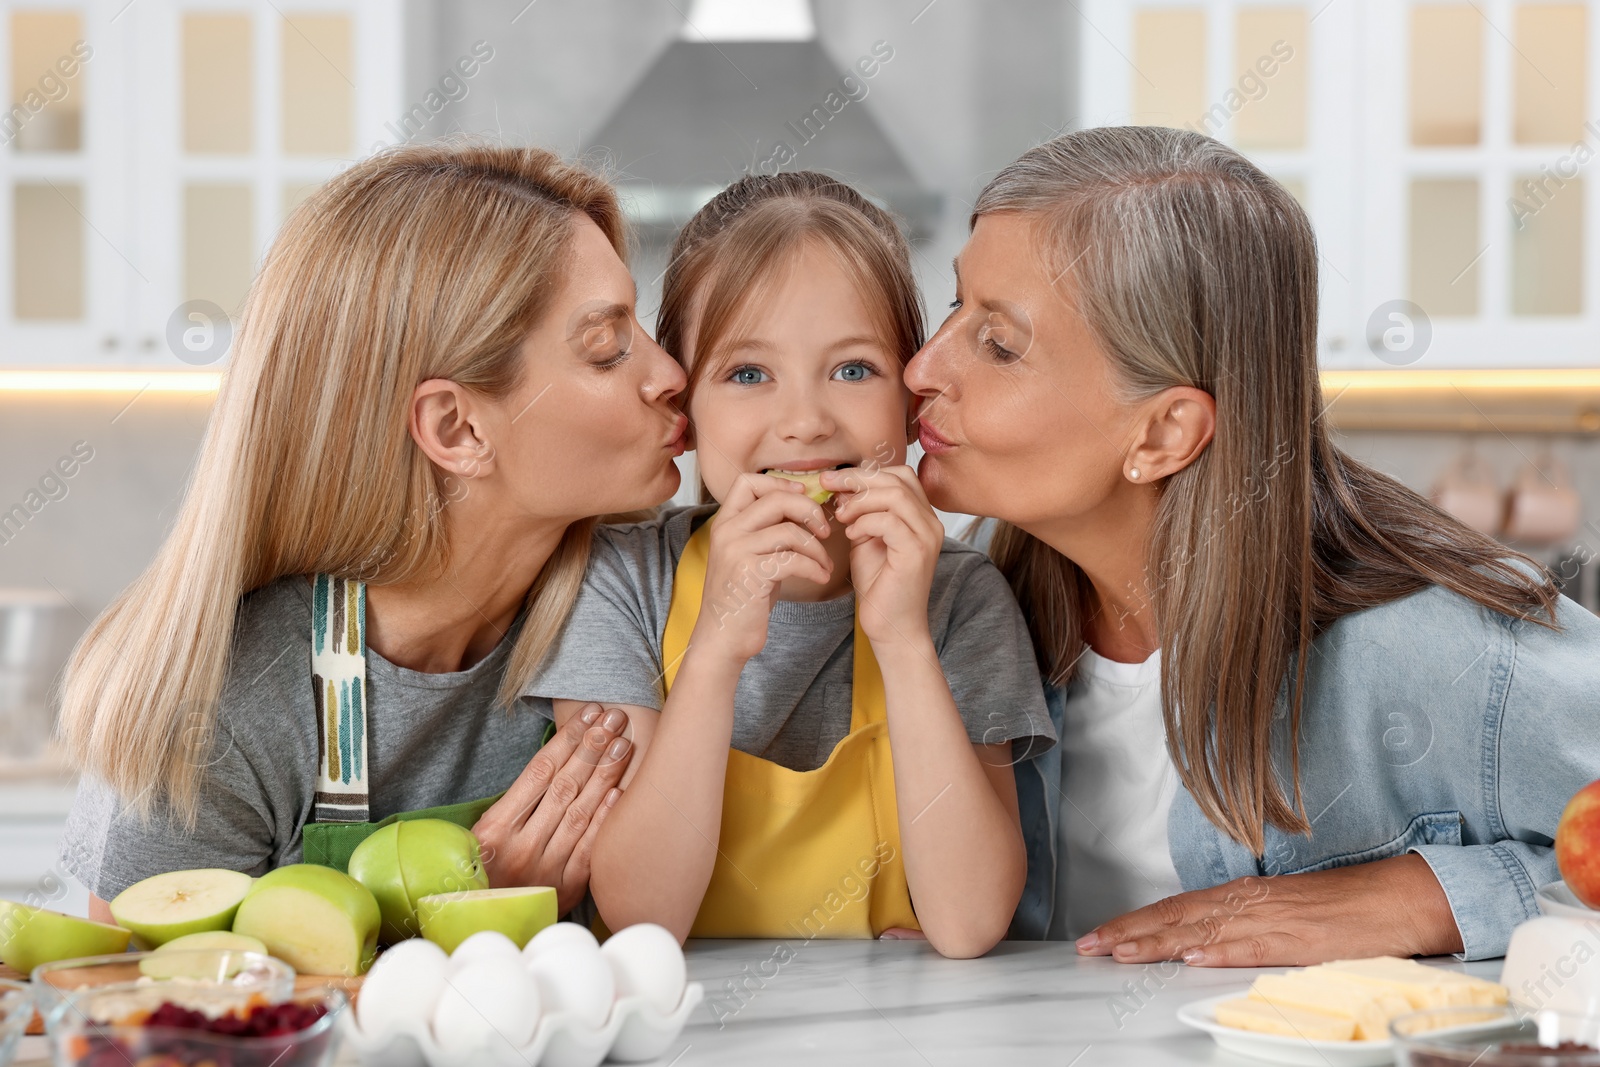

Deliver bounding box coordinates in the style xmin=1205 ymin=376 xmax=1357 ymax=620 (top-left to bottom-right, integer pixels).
xmin=917 ymin=418 xmax=955 ymax=454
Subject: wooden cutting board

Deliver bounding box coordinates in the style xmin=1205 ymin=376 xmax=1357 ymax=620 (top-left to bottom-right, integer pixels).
xmin=2 ymin=961 xmax=363 ymax=1036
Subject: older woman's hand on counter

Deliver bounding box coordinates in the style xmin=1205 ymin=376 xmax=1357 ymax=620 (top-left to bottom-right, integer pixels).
xmin=472 ymin=703 xmax=633 ymax=915
xmin=1075 ymin=853 xmax=1464 ymax=967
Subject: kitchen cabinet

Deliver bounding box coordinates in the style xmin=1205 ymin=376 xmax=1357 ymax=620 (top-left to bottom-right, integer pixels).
xmin=0 ymin=773 xmax=84 ymax=915
xmin=1078 ymin=0 xmax=1599 ymax=370
xmin=1 ymin=0 xmax=401 ymax=368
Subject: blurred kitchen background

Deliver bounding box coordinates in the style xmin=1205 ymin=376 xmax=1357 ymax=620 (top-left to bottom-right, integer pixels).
xmin=0 ymin=0 xmax=1597 ymax=907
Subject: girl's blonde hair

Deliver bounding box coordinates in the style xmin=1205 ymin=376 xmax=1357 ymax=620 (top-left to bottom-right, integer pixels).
xmin=59 ymin=142 xmax=627 ymax=824
xmin=975 ymin=127 xmax=1557 ymax=854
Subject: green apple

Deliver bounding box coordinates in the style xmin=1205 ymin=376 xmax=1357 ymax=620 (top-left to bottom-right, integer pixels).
xmin=416 ymin=886 xmax=557 ymax=953
xmin=231 ymin=864 xmax=380 ymax=976
xmin=110 ymin=868 xmax=254 ymax=949
xmin=347 ymin=819 xmax=488 ymax=944
xmin=138 ymin=930 xmax=268 ymax=979
xmin=0 ymin=901 xmax=131 ymax=972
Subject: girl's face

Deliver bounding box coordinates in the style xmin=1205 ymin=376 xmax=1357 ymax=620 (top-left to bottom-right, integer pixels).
xmin=685 ymin=240 xmax=913 ymax=501
xmin=490 ymin=216 xmax=689 ymax=520
xmin=903 ymin=212 xmax=1133 ymax=528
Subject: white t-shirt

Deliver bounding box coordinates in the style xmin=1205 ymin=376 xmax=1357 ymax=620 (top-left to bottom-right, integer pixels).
xmin=1047 ymin=648 xmax=1184 ymax=941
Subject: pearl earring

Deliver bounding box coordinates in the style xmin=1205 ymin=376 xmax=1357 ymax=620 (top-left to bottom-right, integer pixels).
xmin=1128 ymin=467 xmax=1141 ymax=481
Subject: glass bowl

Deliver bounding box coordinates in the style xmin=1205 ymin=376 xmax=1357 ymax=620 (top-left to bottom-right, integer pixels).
xmin=29 ymin=949 xmax=295 ymax=1020
xmin=1392 ymin=1005 xmax=1600 ymax=1065
xmin=0 ymin=979 xmax=30 ymax=1067
xmin=46 ymin=984 xmax=346 ymax=1067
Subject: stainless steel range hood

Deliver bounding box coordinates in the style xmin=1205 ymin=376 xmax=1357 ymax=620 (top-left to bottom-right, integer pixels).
xmin=586 ymin=0 xmax=940 ymax=241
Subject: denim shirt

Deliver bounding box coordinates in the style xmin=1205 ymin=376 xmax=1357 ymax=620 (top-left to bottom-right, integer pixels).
xmin=1011 ymin=580 xmax=1600 ymax=960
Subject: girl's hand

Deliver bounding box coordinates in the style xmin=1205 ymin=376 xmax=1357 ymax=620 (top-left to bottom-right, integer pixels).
xmin=1075 ymin=854 xmax=1463 ymax=967
xmin=691 ymin=472 xmax=833 ymax=664
xmin=823 ymin=464 xmax=942 ymax=650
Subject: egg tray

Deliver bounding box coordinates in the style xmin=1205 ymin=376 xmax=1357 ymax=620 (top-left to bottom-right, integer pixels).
xmin=340 ymin=982 xmax=704 ymax=1067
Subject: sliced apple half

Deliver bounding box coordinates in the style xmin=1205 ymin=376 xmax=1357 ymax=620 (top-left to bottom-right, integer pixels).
xmin=138 ymin=930 xmax=268 ymax=979
xmin=110 ymin=868 xmax=254 ymax=949
xmin=348 ymin=819 xmax=488 ymax=945
xmin=764 ymin=469 xmax=834 ymax=504
xmin=0 ymin=901 xmax=131 ymax=973
xmin=231 ymin=864 xmax=380 ymax=977
xmin=416 ymin=886 xmax=558 ymax=954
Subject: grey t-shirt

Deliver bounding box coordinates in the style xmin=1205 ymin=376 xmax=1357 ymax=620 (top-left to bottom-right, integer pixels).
xmin=528 ymin=505 xmax=1055 ymax=770
xmin=60 ymin=576 xmax=549 ymax=900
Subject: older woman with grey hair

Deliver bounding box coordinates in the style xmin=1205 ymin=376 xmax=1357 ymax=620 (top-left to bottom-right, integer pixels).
xmin=903 ymin=126 xmax=1600 ymax=964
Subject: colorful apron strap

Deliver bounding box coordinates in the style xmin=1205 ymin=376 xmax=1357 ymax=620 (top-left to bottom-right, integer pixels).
xmin=311 ymin=573 xmax=371 ymax=824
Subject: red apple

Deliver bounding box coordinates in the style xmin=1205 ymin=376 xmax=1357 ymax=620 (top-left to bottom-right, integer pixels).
xmin=1556 ymin=779 xmax=1600 ymax=909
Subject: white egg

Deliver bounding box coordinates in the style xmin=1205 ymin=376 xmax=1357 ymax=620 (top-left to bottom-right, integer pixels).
xmin=447 ymin=930 xmax=522 ymax=972
xmin=600 ymin=923 xmax=687 ymax=1015
xmin=521 ymin=921 xmax=600 ymax=963
xmin=431 ymin=957 xmax=540 ymax=1054
xmin=358 ymin=938 xmax=450 ymax=1038
xmin=525 ymin=943 xmax=615 ymax=1030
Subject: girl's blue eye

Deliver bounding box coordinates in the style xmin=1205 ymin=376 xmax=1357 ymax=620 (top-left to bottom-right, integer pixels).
xmin=730 ymin=365 xmax=769 ymax=385
xmin=832 ymin=362 xmax=874 ymax=382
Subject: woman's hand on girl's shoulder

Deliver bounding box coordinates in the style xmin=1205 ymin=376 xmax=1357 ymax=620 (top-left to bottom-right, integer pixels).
xmin=471 ymin=703 xmax=632 ymax=915
xmin=692 ymin=473 xmax=834 ymax=664
xmin=823 ymin=464 xmax=943 ymax=651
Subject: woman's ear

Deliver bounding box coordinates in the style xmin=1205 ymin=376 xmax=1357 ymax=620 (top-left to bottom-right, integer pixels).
xmin=1123 ymin=386 xmax=1216 ymax=482
xmin=411 ymin=379 xmax=497 ymax=479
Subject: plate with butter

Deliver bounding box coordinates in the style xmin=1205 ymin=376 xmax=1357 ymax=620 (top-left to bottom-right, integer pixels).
xmin=1178 ymin=956 xmax=1509 ymax=1066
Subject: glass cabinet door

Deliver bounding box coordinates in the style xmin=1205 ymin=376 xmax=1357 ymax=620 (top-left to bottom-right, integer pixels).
xmin=0 ymin=0 xmax=401 ymax=368
xmin=1078 ymin=0 xmax=1597 ymax=369
xmin=1363 ymin=0 xmax=1596 ymax=368
xmin=131 ymin=0 xmax=399 ymax=367
xmin=1077 ymin=0 xmax=1359 ymax=363
xmin=1 ymin=0 xmax=132 ymax=364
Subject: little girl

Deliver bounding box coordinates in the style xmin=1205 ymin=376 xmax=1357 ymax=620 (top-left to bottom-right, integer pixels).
xmin=528 ymin=172 xmax=1055 ymax=958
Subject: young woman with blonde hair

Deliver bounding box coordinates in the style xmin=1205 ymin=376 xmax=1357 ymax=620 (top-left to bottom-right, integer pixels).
xmin=908 ymin=126 xmax=1600 ymax=963
xmin=57 ymin=142 xmax=688 ymax=923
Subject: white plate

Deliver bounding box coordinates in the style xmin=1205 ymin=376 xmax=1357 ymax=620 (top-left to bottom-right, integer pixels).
xmin=1536 ymin=880 xmax=1600 ymax=922
xmin=1176 ymin=991 xmax=1395 ymax=1067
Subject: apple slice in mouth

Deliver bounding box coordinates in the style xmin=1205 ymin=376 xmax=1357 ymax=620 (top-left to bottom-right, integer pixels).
xmin=763 ymin=464 xmax=848 ymax=505
xmin=110 ymin=868 xmax=254 ymax=949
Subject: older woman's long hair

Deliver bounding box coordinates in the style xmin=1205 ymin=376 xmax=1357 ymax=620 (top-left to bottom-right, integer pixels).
xmin=977 ymin=127 xmax=1556 ymax=854
xmin=58 ymin=142 xmax=626 ymax=824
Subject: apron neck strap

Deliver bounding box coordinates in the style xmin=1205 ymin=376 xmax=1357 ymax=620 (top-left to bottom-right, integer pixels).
xmin=311 ymin=574 xmax=371 ymax=823
xmin=662 ymin=516 xmax=885 ymax=732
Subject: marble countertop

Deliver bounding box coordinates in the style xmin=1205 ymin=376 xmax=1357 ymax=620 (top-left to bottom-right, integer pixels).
xmin=12 ymin=940 xmax=1504 ymax=1066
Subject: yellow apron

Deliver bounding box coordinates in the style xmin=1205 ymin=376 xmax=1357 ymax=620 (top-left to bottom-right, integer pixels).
xmin=662 ymin=518 xmax=920 ymax=939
